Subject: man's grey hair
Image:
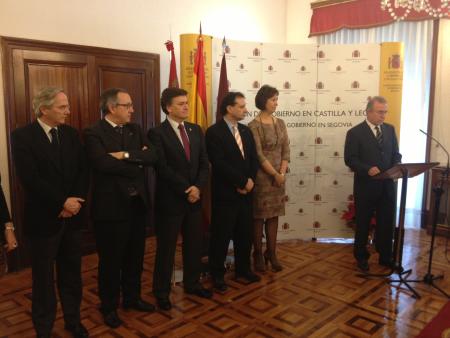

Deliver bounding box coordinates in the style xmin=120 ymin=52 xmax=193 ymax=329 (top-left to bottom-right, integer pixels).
xmin=33 ymin=87 xmax=65 ymax=117
xmin=366 ymin=96 xmax=387 ymax=112
xmin=99 ymin=88 xmax=129 ymax=116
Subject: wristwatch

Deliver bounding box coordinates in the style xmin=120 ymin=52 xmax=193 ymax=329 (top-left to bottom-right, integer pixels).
xmin=123 ymin=152 xmax=130 ymax=159
xmin=5 ymin=224 xmax=15 ymax=231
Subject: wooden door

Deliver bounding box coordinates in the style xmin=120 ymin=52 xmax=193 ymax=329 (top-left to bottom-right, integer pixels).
xmin=1 ymin=37 xmax=160 ymax=270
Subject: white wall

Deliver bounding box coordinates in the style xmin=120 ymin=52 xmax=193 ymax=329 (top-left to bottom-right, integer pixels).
xmin=286 ymin=0 xmax=315 ymax=44
xmin=0 ymin=0 xmax=315 ymax=207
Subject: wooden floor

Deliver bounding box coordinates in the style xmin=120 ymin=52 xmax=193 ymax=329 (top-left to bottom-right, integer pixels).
xmin=0 ymin=229 xmax=449 ymax=337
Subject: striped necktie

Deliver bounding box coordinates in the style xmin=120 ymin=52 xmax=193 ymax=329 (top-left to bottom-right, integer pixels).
xmin=375 ymin=125 xmax=383 ymax=146
xmin=233 ymin=125 xmax=245 ymax=158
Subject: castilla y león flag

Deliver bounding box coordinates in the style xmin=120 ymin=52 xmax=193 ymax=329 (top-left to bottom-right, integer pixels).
xmin=216 ymin=37 xmax=229 ymax=122
xmin=165 ymin=40 xmax=179 ymax=88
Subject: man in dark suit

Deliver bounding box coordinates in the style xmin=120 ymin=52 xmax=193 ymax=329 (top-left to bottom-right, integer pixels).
xmin=83 ymin=88 xmax=158 ymax=328
xmin=148 ymin=87 xmax=211 ymax=311
xmin=1 ymin=174 xmax=18 ymax=253
xmin=206 ymin=92 xmax=261 ymax=292
xmin=344 ymin=96 xmax=402 ymax=272
xmin=11 ymin=87 xmax=89 ymax=338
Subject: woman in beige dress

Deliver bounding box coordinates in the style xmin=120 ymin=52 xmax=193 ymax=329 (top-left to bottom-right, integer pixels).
xmin=248 ymin=85 xmax=290 ymax=272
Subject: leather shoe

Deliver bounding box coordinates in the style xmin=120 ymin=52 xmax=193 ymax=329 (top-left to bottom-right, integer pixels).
xmin=102 ymin=311 xmax=122 ymax=328
xmin=123 ymin=299 xmax=155 ymax=312
xmin=157 ymin=297 xmax=172 ymax=311
xmin=185 ymin=286 xmax=213 ymax=298
xmin=65 ymin=323 xmax=89 ymax=338
xmin=235 ymin=271 xmax=261 ymax=283
xmin=357 ymin=259 xmax=369 ymax=272
xmin=212 ymin=276 xmax=228 ymax=292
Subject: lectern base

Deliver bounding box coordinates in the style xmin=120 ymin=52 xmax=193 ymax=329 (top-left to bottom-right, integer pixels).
xmin=389 ymin=268 xmax=421 ymax=299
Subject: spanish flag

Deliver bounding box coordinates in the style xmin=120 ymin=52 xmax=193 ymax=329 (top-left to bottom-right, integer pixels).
xmin=187 ymin=26 xmax=208 ymax=131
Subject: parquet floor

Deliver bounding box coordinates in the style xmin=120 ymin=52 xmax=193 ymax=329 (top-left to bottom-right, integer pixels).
xmin=0 ymin=228 xmax=449 ymax=337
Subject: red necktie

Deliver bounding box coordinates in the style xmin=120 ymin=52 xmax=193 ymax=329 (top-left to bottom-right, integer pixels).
xmin=178 ymin=124 xmax=191 ymax=161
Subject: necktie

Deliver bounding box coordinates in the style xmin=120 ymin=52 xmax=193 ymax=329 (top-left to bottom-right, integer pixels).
xmin=233 ymin=125 xmax=245 ymax=158
xmin=114 ymin=125 xmax=124 ymax=147
xmin=50 ymin=128 xmax=62 ymax=168
xmin=375 ymin=125 xmax=383 ymax=146
xmin=115 ymin=125 xmax=123 ymax=135
xmin=50 ymin=128 xmax=60 ymax=148
xmin=178 ymin=124 xmax=191 ymax=161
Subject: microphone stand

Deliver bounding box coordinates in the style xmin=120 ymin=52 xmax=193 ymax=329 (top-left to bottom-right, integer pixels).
xmin=409 ymin=130 xmax=450 ymax=298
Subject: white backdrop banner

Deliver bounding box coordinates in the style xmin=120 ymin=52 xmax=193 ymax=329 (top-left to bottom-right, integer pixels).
xmin=211 ymin=39 xmax=381 ymax=240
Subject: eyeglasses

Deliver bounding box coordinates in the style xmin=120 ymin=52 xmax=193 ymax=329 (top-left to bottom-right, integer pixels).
xmin=116 ymin=103 xmax=134 ymax=109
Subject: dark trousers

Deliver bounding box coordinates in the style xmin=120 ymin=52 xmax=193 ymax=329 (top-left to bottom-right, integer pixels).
xmin=354 ymin=179 xmax=396 ymax=261
xmin=153 ymin=208 xmax=203 ymax=299
xmin=94 ymin=197 xmax=146 ymax=313
xmin=208 ymin=201 xmax=253 ymax=278
xmin=29 ymin=223 xmax=82 ymax=336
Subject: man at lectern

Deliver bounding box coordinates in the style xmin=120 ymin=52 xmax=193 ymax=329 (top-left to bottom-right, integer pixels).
xmin=344 ymin=96 xmax=402 ymax=272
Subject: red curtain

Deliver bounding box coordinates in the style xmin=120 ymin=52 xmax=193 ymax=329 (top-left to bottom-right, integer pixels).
xmin=310 ymin=0 xmax=448 ymax=37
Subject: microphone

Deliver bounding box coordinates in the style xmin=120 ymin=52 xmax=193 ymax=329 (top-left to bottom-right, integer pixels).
xmin=420 ymin=129 xmax=450 ymax=170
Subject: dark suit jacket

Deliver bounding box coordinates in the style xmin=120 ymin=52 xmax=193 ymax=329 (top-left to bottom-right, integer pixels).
xmin=147 ymin=120 xmax=209 ymax=216
xmin=206 ymin=119 xmax=259 ymax=205
xmin=344 ymin=121 xmax=402 ymax=186
xmin=11 ymin=121 xmax=89 ymax=237
xmin=0 ymin=175 xmax=12 ymax=244
xmin=83 ymin=119 xmax=157 ymax=221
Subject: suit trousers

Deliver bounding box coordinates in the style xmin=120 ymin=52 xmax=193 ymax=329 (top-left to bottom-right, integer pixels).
xmin=209 ymin=200 xmax=253 ymax=278
xmin=354 ymin=179 xmax=396 ymax=261
xmin=152 ymin=208 xmax=203 ymax=299
xmin=94 ymin=196 xmax=146 ymax=313
xmin=29 ymin=222 xmax=82 ymax=336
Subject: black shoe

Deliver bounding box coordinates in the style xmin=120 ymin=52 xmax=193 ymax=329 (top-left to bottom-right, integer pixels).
xmin=185 ymin=286 xmax=213 ymax=299
xmin=157 ymin=297 xmax=172 ymax=311
xmin=235 ymin=271 xmax=261 ymax=283
xmin=65 ymin=323 xmax=89 ymax=338
xmin=378 ymin=258 xmax=394 ymax=268
xmin=357 ymin=259 xmax=369 ymax=272
xmin=123 ymin=299 xmax=156 ymax=312
xmin=102 ymin=311 xmax=123 ymax=328
xmin=212 ymin=276 xmax=228 ymax=292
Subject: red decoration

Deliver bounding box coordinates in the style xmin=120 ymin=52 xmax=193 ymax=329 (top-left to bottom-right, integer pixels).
xmin=341 ymin=201 xmax=376 ymax=229
xmin=310 ymin=0 xmax=448 ymax=37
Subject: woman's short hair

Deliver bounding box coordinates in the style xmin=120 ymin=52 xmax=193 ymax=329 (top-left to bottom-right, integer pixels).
xmin=255 ymin=85 xmax=279 ymax=110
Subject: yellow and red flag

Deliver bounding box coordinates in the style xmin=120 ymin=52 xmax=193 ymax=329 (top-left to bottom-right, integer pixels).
xmin=187 ymin=26 xmax=208 ymax=131
xmin=165 ymin=40 xmax=179 ymax=88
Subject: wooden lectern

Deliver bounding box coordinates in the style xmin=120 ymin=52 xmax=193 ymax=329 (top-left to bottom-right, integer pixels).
xmin=370 ymin=162 xmax=439 ymax=298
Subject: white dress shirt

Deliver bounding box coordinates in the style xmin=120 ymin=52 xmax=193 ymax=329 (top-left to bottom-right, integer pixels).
xmin=167 ymin=116 xmax=189 ymax=147
xmin=37 ymin=118 xmax=57 ymax=142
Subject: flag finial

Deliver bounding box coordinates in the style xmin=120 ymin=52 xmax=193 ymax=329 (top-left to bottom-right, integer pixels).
xmin=222 ymin=36 xmax=227 ymax=53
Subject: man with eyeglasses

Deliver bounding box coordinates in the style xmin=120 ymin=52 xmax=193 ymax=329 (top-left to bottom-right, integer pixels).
xmin=84 ymin=88 xmax=158 ymax=328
